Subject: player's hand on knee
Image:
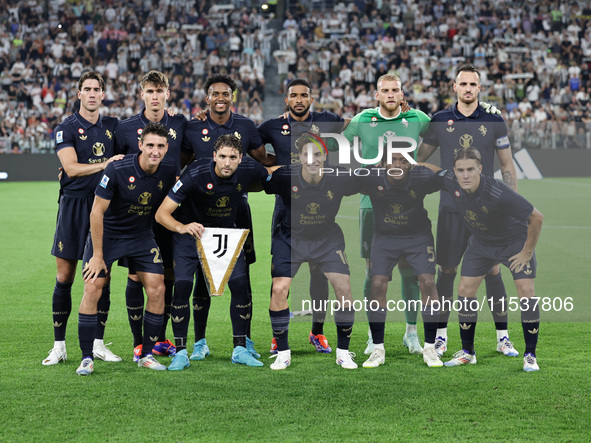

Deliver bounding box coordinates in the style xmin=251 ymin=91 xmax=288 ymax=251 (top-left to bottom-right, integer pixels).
xmin=83 ymin=257 xmax=108 ymax=283
xmin=508 ymin=249 xmax=533 ymax=273
xmin=480 ymin=101 xmax=501 ymax=115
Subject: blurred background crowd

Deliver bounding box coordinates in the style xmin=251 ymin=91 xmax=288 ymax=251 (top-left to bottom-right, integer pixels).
xmin=1 ymin=0 xmax=590 ymax=154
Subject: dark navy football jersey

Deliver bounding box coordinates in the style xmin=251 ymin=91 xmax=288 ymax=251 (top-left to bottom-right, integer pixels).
xmin=422 ymin=103 xmax=511 ymax=212
xmin=168 ymin=156 xmax=268 ymax=227
xmin=263 ymin=165 xmax=359 ymax=239
xmin=95 ymin=153 xmax=177 ymax=239
xmin=54 ymin=111 xmax=119 ymax=194
xmin=115 ymin=111 xmax=187 ymax=174
xmin=436 ymin=170 xmax=533 ymax=244
xmin=181 ymin=112 xmax=263 ymax=161
xmin=362 ymin=166 xmax=441 ymax=236
xmin=258 ymin=111 xmax=345 ymax=166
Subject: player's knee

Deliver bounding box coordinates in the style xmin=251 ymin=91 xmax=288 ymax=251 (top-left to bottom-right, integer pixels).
xmin=439 ymin=266 xmax=457 ymax=275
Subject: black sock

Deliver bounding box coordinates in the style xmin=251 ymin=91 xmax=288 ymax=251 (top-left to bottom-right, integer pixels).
xmin=159 ymin=279 xmax=174 ymax=342
xmin=269 ymin=308 xmax=290 ymax=351
xmin=421 ymin=304 xmax=440 ymax=345
xmin=171 ymin=279 xmax=193 ymax=352
xmin=310 ymin=264 xmax=328 ymax=335
xmin=368 ymin=307 xmax=387 ymax=345
xmin=125 ymin=278 xmax=144 ymax=348
xmin=142 ymin=311 xmax=164 ymax=356
xmin=334 ymin=307 xmax=354 ymax=350
xmin=485 ymin=273 xmax=508 ymax=330
xmin=458 ymin=296 xmax=478 ymax=354
xmin=436 ymin=272 xmax=456 ymax=329
xmin=193 ymin=273 xmax=211 ymax=342
xmin=246 ymin=269 xmax=253 ymax=338
xmin=78 ymin=313 xmax=97 ymax=359
xmin=521 ymin=298 xmax=540 ymax=356
xmin=95 ymin=285 xmax=110 ymax=340
xmin=52 ymin=280 xmax=72 ymax=341
xmin=233 ymin=336 xmax=246 ymax=348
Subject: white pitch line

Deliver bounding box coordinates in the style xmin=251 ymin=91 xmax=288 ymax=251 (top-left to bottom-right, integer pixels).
xmin=542 ymin=179 xmax=591 ymax=188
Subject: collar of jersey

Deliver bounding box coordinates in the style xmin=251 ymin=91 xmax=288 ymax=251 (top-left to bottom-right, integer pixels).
xmin=132 ymin=152 xmax=164 ymax=179
xmin=377 ymin=107 xmax=402 ymax=120
xmin=451 ymin=102 xmax=481 ymax=120
xmin=75 ymin=110 xmax=103 ymax=129
xmin=139 ymin=110 xmax=168 ymax=127
xmin=207 ymin=111 xmax=234 ymax=130
xmin=297 ymin=168 xmax=325 ymax=189
xmin=209 ymin=160 xmax=238 ymax=184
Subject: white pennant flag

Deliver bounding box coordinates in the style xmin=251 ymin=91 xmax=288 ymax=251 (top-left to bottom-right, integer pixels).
xmin=196 ymin=228 xmax=250 ymax=296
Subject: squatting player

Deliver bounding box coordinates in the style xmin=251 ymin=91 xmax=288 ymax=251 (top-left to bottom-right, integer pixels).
xmin=424 ymin=147 xmax=543 ymax=372
xmin=262 ymin=133 xmax=358 ymax=370
xmin=180 ymin=74 xmax=275 ymax=361
xmin=341 ymin=73 xmax=431 ymax=355
xmin=258 ymin=78 xmax=348 ymax=354
xmin=45 ymin=72 xmax=124 ymax=367
xmin=115 ymin=70 xmax=187 ymax=360
xmin=418 ymin=64 xmax=519 ymax=358
xmin=360 ymin=153 xmax=443 ymax=369
xmin=155 ymin=134 xmax=278 ymax=369
xmin=76 ymin=122 xmax=177 ymax=375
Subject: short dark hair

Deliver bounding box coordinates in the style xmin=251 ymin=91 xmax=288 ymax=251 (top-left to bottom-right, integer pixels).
xmin=141 ymin=70 xmax=169 ymax=90
xmin=286 ymin=78 xmax=312 ymax=94
xmin=453 ymin=147 xmax=482 ymax=166
xmin=455 ymin=64 xmax=481 ymax=81
xmin=78 ymin=71 xmax=105 ymax=92
xmin=214 ymin=134 xmax=242 ymax=154
xmin=140 ymin=122 xmax=169 ymax=143
xmin=204 ymin=74 xmax=237 ymax=94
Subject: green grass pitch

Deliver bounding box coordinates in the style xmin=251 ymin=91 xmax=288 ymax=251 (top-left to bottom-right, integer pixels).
xmin=0 ymin=178 xmax=589 ymax=441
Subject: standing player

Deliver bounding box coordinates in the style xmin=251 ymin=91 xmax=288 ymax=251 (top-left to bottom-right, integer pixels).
xmin=263 ymin=133 xmax=358 ymax=370
xmin=417 ymin=64 xmax=519 ymax=358
xmin=115 ymin=70 xmax=187 ymax=360
xmin=341 ymin=74 xmax=431 ymax=355
xmin=45 ymin=72 xmax=124 ymax=366
xmin=361 ymin=153 xmax=443 ymax=368
xmin=424 ymin=147 xmax=543 ymax=372
xmin=258 ymin=78 xmax=347 ymax=354
xmin=179 ymin=74 xmax=274 ymax=361
xmin=156 ymin=134 xmax=277 ymax=370
xmin=76 ymin=122 xmax=177 ymax=375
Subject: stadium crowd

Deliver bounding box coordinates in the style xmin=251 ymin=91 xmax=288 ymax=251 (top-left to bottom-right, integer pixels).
xmin=1 ymin=0 xmax=591 ymax=153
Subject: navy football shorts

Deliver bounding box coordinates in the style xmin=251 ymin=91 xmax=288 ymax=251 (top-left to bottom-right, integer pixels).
xmin=461 ymin=236 xmax=537 ymax=280
xmin=359 ymin=208 xmax=375 ymax=259
xmin=370 ymin=232 xmax=436 ymax=277
xmin=436 ymin=210 xmax=470 ymax=269
xmin=51 ymin=193 xmax=93 ymax=260
xmin=291 ymin=227 xmax=350 ymax=277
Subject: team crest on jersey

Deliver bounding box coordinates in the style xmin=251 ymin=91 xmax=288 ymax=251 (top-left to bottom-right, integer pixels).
xmin=138 ymin=192 xmax=152 ymax=205
xmin=479 ymin=125 xmax=487 ymax=136
xmin=409 ymin=190 xmax=417 ymax=199
xmin=233 ymin=131 xmax=242 ymax=140
xmin=79 ymin=127 xmax=87 ymax=141
xmin=202 ymin=129 xmax=210 ymax=142
xmin=459 ymin=134 xmax=473 ymax=148
xmin=281 ymin=124 xmax=290 ymax=136
xmin=105 ymin=129 xmax=113 ymax=140
xmin=390 ymin=203 xmax=403 ymax=214
xmin=306 ymin=203 xmax=320 ymax=215
xmin=56 ymin=131 xmax=63 ymax=143
xmin=326 ymin=190 xmax=334 ymax=200
xmin=207 ymin=183 xmax=213 ymax=190
xmin=481 ymin=205 xmax=488 ymax=214
xmin=216 ymin=196 xmax=230 ymax=207
xmin=129 ymin=176 xmax=135 ymax=183
xmin=446 ymin=119 xmax=455 ymax=132
xmin=465 ymin=210 xmax=478 ymax=221
xmin=100 ymin=175 xmax=109 ymax=189
xmin=158 ymin=180 xmax=163 ymax=190
xmin=370 ymin=116 xmax=378 ymax=128
xmin=236 ymin=184 xmax=242 ymax=192
xmin=401 ymin=118 xmax=409 ymax=128
xmin=93 ymin=142 xmax=105 ymax=156
xmin=169 ymin=128 xmax=177 ymax=140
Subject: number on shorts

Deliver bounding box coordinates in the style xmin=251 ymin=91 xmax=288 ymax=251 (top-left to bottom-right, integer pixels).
xmin=427 ymin=246 xmax=435 ymax=262
xmin=150 ymin=247 xmax=162 ymax=264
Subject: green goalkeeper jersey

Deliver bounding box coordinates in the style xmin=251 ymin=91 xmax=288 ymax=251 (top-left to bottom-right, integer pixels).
xmin=342 ymin=107 xmax=431 ymax=209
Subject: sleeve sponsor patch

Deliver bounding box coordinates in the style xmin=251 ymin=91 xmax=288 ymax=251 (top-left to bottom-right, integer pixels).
xmin=438 ymin=169 xmax=448 ymax=176
xmin=99 ymin=174 xmax=110 ymax=189
xmin=496 ymin=135 xmax=510 ymax=148
xmin=172 ymin=180 xmax=183 ymax=193
xmin=266 ymin=173 xmax=273 ymax=181
xmin=56 ymin=131 xmax=63 ymax=144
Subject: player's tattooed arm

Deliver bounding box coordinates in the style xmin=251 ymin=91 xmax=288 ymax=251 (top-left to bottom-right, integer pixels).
xmin=497 ymin=147 xmax=518 ymax=192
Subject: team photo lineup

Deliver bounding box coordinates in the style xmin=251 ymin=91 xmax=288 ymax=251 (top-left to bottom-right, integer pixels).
xmin=44 ymin=62 xmax=544 ymax=376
